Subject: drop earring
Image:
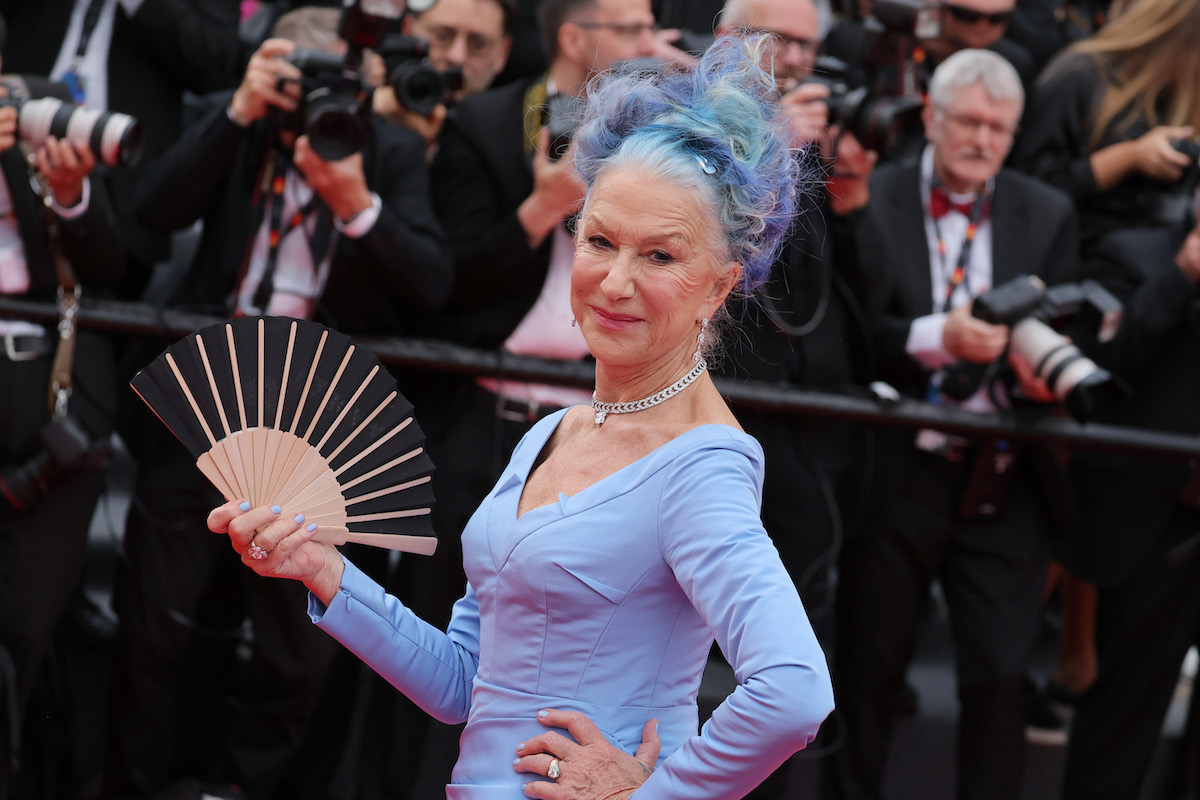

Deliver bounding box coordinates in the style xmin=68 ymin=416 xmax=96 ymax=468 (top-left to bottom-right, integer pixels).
xmin=693 ymin=317 xmax=709 ymax=364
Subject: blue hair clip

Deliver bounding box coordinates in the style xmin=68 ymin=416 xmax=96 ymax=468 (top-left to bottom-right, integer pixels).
xmin=695 ymin=153 xmax=717 ymax=175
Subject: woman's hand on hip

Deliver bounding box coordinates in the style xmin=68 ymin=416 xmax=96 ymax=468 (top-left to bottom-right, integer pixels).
xmin=513 ymin=708 xmax=660 ymax=799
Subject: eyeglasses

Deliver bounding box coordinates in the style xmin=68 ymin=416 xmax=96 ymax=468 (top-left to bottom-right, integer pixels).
xmin=937 ymin=106 xmax=1019 ymax=137
xmin=422 ymin=23 xmax=503 ymax=58
xmin=741 ymin=27 xmax=819 ymax=55
xmin=942 ymin=4 xmax=1014 ymax=25
xmin=572 ymin=21 xmax=660 ymax=38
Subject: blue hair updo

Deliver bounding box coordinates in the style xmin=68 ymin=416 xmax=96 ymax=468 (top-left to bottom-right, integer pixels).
xmin=572 ymin=34 xmax=806 ymax=296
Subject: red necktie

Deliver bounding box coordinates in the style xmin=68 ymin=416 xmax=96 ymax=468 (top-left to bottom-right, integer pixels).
xmin=930 ymin=186 xmax=978 ymax=220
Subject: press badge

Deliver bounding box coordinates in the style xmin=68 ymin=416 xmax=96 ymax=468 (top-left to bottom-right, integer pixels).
xmin=61 ymin=69 xmax=87 ymax=105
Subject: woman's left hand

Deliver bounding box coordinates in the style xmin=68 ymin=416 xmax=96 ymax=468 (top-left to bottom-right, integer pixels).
xmin=514 ymin=709 xmax=660 ymax=799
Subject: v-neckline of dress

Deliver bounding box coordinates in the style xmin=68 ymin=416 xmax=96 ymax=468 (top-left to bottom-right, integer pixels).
xmin=510 ymin=410 xmax=743 ymax=523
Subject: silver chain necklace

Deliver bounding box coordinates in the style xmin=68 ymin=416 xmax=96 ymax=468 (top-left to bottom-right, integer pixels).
xmin=591 ymin=359 xmax=707 ymax=427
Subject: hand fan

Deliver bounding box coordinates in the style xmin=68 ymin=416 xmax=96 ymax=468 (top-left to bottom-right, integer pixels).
xmin=130 ymin=315 xmax=437 ymax=555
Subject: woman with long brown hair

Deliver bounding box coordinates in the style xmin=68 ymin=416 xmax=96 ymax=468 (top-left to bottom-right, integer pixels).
xmin=1012 ymin=0 xmax=1200 ymax=254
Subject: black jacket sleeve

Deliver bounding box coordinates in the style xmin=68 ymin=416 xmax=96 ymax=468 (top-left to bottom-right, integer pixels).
xmin=327 ymin=117 xmax=454 ymax=314
xmin=430 ymin=100 xmax=549 ymax=312
xmin=1081 ymin=225 xmax=1198 ymax=381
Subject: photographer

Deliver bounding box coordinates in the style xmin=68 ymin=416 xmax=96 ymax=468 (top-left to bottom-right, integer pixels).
xmin=101 ymin=8 xmax=453 ymax=798
xmin=0 ymin=64 xmax=127 ymax=799
xmin=0 ymin=0 xmax=242 ymax=298
xmin=372 ymin=0 xmax=517 ymax=150
xmin=822 ymin=0 xmax=1035 ymax=163
xmin=1011 ymin=0 xmax=1200 ymax=259
xmin=1059 ymin=200 xmax=1200 ymax=799
xmin=834 ymin=49 xmax=1079 ymax=800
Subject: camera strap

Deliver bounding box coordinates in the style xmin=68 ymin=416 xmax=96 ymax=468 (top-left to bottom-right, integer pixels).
xmin=930 ymin=184 xmax=990 ymax=313
xmin=19 ymin=142 xmax=81 ymax=420
xmin=251 ymin=146 xmax=333 ymax=312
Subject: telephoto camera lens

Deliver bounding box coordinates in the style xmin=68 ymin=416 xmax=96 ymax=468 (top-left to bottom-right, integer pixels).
xmin=1009 ymin=319 xmax=1118 ymax=423
xmin=16 ymin=97 xmax=143 ymax=167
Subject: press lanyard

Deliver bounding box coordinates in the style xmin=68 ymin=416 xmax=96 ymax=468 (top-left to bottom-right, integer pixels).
xmin=931 ymin=187 xmax=989 ymax=313
xmin=251 ymin=148 xmax=334 ymax=312
xmin=62 ymin=0 xmax=107 ymax=104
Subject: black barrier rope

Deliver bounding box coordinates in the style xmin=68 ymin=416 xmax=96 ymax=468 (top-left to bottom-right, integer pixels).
xmin=3 ymin=295 xmax=1199 ymax=462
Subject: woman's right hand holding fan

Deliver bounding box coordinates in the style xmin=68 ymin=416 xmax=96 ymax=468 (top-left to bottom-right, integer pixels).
xmin=208 ymin=501 xmax=346 ymax=605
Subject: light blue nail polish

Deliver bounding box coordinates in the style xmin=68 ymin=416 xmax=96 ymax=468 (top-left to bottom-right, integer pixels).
xmin=512 ymin=758 xmax=520 ymax=767
xmin=294 ymin=513 xmax=305 ymax=524
xmin=270 ymin=505 xmax=282 ymax=514
xmin=239 ymin=501 xmax=251 ymax=512
xmin=306 ymin=522 xmax=317 ymax=532
xmin=537 ymin=710 xmax=549 ymax=718
xmin=516 ymin=742 xmax=525 ymax=751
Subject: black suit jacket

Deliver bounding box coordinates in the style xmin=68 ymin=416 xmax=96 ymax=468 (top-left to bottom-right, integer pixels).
xmin=855 ymin=161 xmax=1080 ymax=398
xmin=1 ymin=0 xmax=243 ymax=267
xmin=1068 ymin=223 xmax=1200 ymax=587
xmin=423 ymin=77 xmax=553 ymax=348
xmin=132 ymin=94 xmax=453 ymax=336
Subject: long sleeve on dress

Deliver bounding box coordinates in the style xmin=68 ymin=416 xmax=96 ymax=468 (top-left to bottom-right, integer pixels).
xmin=310 ymin=558 xmax=480 ymax=724
xmin=633 ymin=445 xmax=835 ymax=798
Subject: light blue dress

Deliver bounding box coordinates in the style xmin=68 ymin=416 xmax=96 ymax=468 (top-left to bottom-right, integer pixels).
xmin=310 ymin=409 xmax=833 ymax=799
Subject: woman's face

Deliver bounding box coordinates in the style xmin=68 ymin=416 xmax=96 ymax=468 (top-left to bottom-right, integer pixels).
xmin=571 ymin=166 xmax=737 ymax=373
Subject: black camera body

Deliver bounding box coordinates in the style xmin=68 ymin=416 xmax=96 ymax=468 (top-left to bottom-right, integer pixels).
xmin=1172 ymin=136 xmax=1200 ymax=160
xmin=969 ymin=275 xmax=1125 ymax=422
xmin=378 ymin=34 xmax=464 ymax=117
xmin=809 ymin=56 xmax=924 ymax=158
xmin=0 ymin=77 xmax=142 ymax=167
xmin=279 ymin=0 xmax=405 ymax=160
xmin=814 ymin=0 xmax=938 ymax=157
xmin=1146 ymin=135 xmax=1200 ymax=227
xmin=545 ymin=91 xmax=584 ymax=162
xmin=283 ymin=47 xmax=374 ymax=161
xmin=851 ymin=0 xmax=939 ymax=84
xmin=0 ymin=415 xmax=110 ymax=515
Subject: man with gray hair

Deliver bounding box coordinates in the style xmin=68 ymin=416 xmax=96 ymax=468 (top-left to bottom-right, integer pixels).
xmin=832 ymin=48 xmax=1079 ymax=800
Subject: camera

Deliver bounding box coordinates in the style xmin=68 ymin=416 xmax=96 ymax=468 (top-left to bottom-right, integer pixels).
xmin=1145 ymin=135 xmax=1200 ymax=227
xmin=1171 ymin=136 xmax=1200 ymax=161
xmin=0 ymin=79 xmax=142 ymax=167
xmin=0 ymin=415 xmax=109 ymax=515
xmin=833 ymin=0 xmax=939 ymax=91
xmin=809 ymin=56 xmax=924 ymax=158
xmin=378 ymin=34 xmax=465 ymax=117
xmin=810 ymin=0 xmax=935 ymax=159
xmin=283 ymin=47 xmax=374 ymax=161
xmin=545 ymin=91 xmax=584 ymax=162
xmin=279 ymin=0 xmax=405 ymax=161
xmin=970 ymin=275 xmax=1125 ymax=423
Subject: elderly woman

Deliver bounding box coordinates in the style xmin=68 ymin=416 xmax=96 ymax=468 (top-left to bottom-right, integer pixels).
xmin=207 ymin=34 xmax=833 ymax=800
